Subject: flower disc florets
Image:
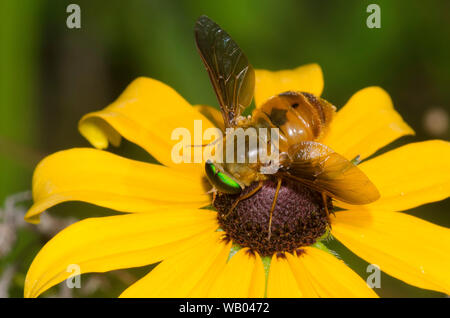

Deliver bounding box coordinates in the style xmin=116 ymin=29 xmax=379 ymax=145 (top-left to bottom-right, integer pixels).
xmin=214 ymin=179 xmax=332 ymax=256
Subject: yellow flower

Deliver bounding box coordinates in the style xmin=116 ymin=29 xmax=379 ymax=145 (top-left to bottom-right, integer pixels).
xmin=24 ymin=64 xmax=450 ymax=298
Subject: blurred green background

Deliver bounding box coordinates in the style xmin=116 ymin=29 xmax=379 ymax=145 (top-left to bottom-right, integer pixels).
xmin=0 ymin=0 xmax=448 ymax=297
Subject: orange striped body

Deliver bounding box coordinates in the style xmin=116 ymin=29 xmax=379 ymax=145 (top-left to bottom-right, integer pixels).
xmin=220 ymin=91 xmax=336 ymax=186
xmin=252 ymin=91 xmax=336 ymax=153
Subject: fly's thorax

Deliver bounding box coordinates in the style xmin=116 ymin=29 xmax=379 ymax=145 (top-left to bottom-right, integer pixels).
xmin=221 ymin=162 xmax=265 ymax=187
xmin=252 ymin=91 xmax=336 ymax=150
xmin=218 ymin=127 xmax=267 ymax=186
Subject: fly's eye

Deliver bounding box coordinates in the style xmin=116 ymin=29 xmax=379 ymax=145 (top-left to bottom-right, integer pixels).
xmin=205 ymin=161 xmax=242 ymax=194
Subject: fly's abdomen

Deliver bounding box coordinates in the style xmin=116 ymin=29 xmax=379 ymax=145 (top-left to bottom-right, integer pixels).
xmin=252 ymin=91 xmax=336 ymax=152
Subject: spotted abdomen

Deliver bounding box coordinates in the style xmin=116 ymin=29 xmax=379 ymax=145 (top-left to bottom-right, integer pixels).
xmin=251 ymin=91 xmax=336 ymax=152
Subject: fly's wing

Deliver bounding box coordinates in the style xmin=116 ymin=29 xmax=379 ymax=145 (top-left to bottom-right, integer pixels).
xmin=195 ymin=15 xmax=255 ymax=127
xmin=278 ymin=141 xmax=380 ymax=204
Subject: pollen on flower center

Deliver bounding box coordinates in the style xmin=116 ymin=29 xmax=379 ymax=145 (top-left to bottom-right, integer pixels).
xmin=214 ymin=179 xmax=332 ymax=256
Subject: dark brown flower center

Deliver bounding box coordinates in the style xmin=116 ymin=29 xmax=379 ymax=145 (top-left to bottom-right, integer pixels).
xmin=214 ymin=179 xmax=332 ymax=256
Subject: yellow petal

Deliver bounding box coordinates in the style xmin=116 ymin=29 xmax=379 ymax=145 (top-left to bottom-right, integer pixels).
xmin=194 ymin=105 xmax=225 ymax=131
xmin=25 ymin=148 xmax=210 ymax=223
xmin=254 ymin=63 xmax=324 ymax=107
xmin=208 ymin=248 xmax=265 ymax=298
xmin=267 ymin=255 xmax=303 ymax=297
xmin=284 ymin=253 xmax=319 ymax=297
xmin=187 ymin=240 xmax=232 ymax=298
xmin=25 ymin=209 xmax=219 ymax=298
xmin=337 ymin=140 xmax=450 ymax=211
xmin=322 ymin=86 xmax=414 ymax=161
xmin=120 ymin=231 xmax=230 ymax=297
xmin=332 ymin=209 xmax=450 ymax=294
xmin=288 ymin=248 xmax=378 ymax=298
xmin=79 ymin=77 xmax=218 ymax=176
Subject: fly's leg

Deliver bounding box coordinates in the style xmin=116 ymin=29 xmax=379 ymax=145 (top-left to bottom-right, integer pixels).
xmin=212 ymin=190 xmax=217 ymax=205
xmin=322 ymin=192 xmax=334 ymax=229
xmin=268 ymin=178 xmax=282 ymax=240
xmin=224 ymin=180 xmax=264 ymax=219
xmin=190 ymin=135 xmax=223 ymax=148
